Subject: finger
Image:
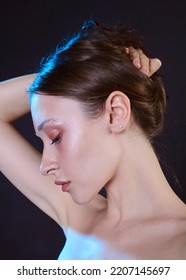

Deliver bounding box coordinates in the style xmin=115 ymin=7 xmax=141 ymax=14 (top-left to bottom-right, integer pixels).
xmin=126 ymin=46 xmax=141 ymax=69
xmin=149 ymin=58 xmax=162 ymax=76
xmin=124 ymin=47 xmax=161 ymax=76
xmin=138 ymin=52 xmax=150 ymax=75
xmin=124 ymin=47 xmax=130 ymax=54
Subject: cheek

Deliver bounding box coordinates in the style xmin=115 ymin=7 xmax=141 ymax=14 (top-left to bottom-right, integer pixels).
xmin=56 ymin=123 xmax=120 ymax=184
xmin=57 ymin=123 xmax=92 ymax=160
xmin=71 ymin=135 xmax=120 ymax=184
xmin=55 ymin=131 xmax=84 ymax=169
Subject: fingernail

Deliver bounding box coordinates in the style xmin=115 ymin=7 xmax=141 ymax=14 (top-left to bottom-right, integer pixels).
xmin=133 ymin=59 xmax=141 ymax=69
xmin=124 ymin=47 xmax=129 ymax=54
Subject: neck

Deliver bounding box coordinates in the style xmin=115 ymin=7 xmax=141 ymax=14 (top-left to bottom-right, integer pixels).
xmin=105 ymin=130 xmax=184 ymax=224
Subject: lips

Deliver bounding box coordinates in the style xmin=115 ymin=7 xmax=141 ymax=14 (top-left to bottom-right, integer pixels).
xmin=55 ymin=180 xmax=71 ymax=192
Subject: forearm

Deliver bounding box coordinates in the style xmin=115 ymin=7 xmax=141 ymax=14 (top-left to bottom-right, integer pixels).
xmin=0 ymin=74 xmax=36 ymax=122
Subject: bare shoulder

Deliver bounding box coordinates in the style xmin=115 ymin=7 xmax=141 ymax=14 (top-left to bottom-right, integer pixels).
xmin=116 ymin=212 xmax=186 ymax=259
xmin=165 ymin=214 xmax=186 ymax=259
xmin=174 ymin=216 xmax=186 ymax=258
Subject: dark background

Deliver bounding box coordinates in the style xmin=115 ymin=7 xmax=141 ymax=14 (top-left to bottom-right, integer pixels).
xmin=0 ymin=0 xmax=186 ymax=259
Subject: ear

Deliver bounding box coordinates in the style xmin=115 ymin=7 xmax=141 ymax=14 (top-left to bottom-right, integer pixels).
xmin=105 ymin=91 xmax=131 ymax=133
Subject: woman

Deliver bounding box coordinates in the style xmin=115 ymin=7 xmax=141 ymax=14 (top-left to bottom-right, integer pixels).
xmin=0 ymin=20 xmax=185 ymax=259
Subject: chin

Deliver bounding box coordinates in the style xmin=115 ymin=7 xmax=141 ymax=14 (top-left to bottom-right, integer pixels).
xmin=70 ymin=191 xmax=95 ymax=205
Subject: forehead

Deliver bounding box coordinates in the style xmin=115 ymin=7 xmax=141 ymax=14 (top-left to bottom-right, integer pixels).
xmin=31 ymin=94 xmax=80 ymax=113
xmin=30 ymin=94 xmax=83 ymax=126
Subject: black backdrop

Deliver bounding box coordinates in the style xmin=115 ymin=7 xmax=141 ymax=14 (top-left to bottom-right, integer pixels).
xmin=0 ymin=0 xmax=186 ymax=260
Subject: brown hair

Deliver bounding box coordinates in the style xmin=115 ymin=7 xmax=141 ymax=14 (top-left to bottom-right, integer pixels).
xmin=29 ymin=20 xmax=167 ymax=140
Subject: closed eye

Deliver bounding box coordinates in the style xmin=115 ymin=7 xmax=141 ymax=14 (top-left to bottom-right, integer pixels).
xmin=50 ymin=134 xmax=62 ymax=145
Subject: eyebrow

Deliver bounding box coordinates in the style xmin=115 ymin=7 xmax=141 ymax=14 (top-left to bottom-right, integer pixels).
xmin=37 ymin=118 xmax=57 ymax=131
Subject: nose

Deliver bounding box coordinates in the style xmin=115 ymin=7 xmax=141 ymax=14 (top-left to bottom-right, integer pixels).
xmin=40 ymin=153 xmax=60 ymax=176
xmin=40 ymin=161 xmax=59 ymax=176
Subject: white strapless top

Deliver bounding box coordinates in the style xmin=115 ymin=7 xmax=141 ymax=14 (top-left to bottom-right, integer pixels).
xmin=58 ymin=228 xmax=133 ymax=260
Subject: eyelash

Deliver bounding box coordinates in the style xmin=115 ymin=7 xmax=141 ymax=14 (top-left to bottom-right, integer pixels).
xmin=50 ymin=134 xmax=62 ymax=145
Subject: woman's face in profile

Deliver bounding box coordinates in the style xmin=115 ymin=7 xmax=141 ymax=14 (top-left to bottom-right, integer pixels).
xmin=30 ymin=94 xmax=121 ymax=204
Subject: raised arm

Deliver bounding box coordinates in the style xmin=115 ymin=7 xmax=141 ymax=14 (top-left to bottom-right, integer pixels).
xmin=0 ymin=74 xmax=34 ymax=121
xmin=0 ymin=75 xmax=72 ymax=228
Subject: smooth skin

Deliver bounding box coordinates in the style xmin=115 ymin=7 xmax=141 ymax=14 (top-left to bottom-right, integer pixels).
xmin=0 ymin=50 xmax=186 ymax=259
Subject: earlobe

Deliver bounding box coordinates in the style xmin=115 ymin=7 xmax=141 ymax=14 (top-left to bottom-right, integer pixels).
xmin=105 ymin=91 xmax=131 ymax=133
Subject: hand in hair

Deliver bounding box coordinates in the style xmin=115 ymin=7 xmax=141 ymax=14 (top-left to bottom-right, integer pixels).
xmin=125 ymin=46 xmax=162 ymax=76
